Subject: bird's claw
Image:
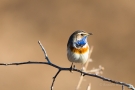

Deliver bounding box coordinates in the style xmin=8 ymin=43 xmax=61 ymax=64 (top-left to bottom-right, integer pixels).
xmin=70 ymin=63 xmax=75 ymax=73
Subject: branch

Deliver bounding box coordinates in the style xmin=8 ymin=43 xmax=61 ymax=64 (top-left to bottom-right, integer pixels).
xmin=86 ymin=83 xmax=91 ymax=90
xmin=0 ymin=41 xmax=134 ymax=90
xmin=86 ymin=65 xmax=104 ymax=74
xmin=38 ymin=41 xmax=51 ymax=64
xmin=51 ymin=69 xmax=61 ymax=90
xmin=1 ymin=61 xmax=135 ymax=90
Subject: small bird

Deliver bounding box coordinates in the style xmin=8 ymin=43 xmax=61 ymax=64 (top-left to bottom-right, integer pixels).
xmin=67 ymin=30 xmax=92 ymax=70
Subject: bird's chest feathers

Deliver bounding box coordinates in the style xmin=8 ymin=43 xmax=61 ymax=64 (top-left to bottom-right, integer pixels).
xmin=70 ymin=44 xmax=89 ymax=54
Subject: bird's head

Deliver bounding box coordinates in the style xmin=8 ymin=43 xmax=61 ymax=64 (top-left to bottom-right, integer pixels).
xmin=68 ymin=30 xmax=92 ymax=48
xmin=74 ymin=30 xmax=92 ymax=41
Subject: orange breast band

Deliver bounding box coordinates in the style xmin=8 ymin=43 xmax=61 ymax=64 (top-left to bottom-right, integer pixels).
xmin=70 ymin=46 xmax=89 ymax=54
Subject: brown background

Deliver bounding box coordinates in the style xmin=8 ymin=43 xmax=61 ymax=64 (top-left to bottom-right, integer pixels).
xmin=0 ymin=0 xmax=135 ymax=90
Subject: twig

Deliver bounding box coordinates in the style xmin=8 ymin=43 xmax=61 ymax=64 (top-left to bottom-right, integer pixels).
xmin=76 ymin=74 xmax=84 ymax=90
xmin=86 ymin=65 xmax=104 ymax=74
xmin=122 ymin=85 xmax=124 ymax=90
xmin=86 ymin=83 xmax=91 ymax=90
xmin=51 ymin=69 xmax=61 ymax=90
xmin=38 ymin=41 xmax=51 ymax=64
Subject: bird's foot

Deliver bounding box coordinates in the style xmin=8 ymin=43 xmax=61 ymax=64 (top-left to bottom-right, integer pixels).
xmin=80 ymin=66 xmax=86 ymax=76
xmin=70 ymin=63 xmax=75 ymax=73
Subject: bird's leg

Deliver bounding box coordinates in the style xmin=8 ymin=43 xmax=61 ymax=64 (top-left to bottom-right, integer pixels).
xmin=81 ymin=66 xmax=86 ymax=71
xmin=70 ymin=62 xmax=75 ymax=72
xmin=81 ymin=64 xmax=85 ymax=71
xmin=81 ymin=64 xmax=85 ymax=75
xmin=70 ymin=62 xmax=73 ymax=72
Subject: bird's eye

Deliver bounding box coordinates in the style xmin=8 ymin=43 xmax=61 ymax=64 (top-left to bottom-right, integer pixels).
xmin=81 ymin=34 xmax=83 ymax=36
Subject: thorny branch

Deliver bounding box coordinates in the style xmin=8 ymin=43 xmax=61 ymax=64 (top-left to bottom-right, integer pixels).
xmin=0 ymin=41 xmax=134 ymax=90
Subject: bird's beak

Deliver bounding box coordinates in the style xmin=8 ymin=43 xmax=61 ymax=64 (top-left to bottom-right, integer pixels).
xmin=88 ymin=33 xmax=93 ymax=35
xmin=86 ymin=33 xmax=93 ymax=36
xmin=83 ymin=32 xmax=93 ymax=36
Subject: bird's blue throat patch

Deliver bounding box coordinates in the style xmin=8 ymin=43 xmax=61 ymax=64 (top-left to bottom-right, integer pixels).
xmin=75 ymin=36 xmax=87 ymax=47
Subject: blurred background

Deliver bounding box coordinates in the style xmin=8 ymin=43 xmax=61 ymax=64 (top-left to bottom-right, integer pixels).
xmin=0 ymin=0 xmax=135 ymax=90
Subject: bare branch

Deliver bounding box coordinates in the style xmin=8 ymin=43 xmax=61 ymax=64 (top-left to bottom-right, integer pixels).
xmin=86 ymin=83 xmax=91 ymax=90
xmin=86 ymin=65 xmax=104 ymax=74
xmin=51 ymin=69 xmax=61 ymax=90
xmin=76 ymin=74 xmax=84 ymax=90
xmin=122 ymin=85 xmax=124 ymax=90
xmin=0 ymin=62 xmax=135 ymax=90
xmin=38 ymin=41 xmax=51 ymax=63
xmin=0 ymin=41 xmax=134 ymax=90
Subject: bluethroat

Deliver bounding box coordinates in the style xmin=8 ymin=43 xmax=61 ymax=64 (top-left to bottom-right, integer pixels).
xmin=67 ymin=30 xmax=92 ymax=71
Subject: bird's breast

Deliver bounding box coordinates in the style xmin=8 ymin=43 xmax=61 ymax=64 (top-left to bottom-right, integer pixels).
xmin=70 ymin=45 xmax=89 ymax=54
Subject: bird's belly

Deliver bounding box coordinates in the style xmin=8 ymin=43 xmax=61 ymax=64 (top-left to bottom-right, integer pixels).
xmin=67 ymin=48 xmax=89 ymax=64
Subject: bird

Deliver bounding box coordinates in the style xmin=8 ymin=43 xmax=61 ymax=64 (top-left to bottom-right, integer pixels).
xmin=67 ymin=30 xmax=92 ymax=71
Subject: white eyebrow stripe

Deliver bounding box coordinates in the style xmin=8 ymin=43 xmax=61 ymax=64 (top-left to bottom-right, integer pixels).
xmin=78 ymin=32 xmax=87 ymax=35
xmin=77 ymin=32 xmax=82 ymax=34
